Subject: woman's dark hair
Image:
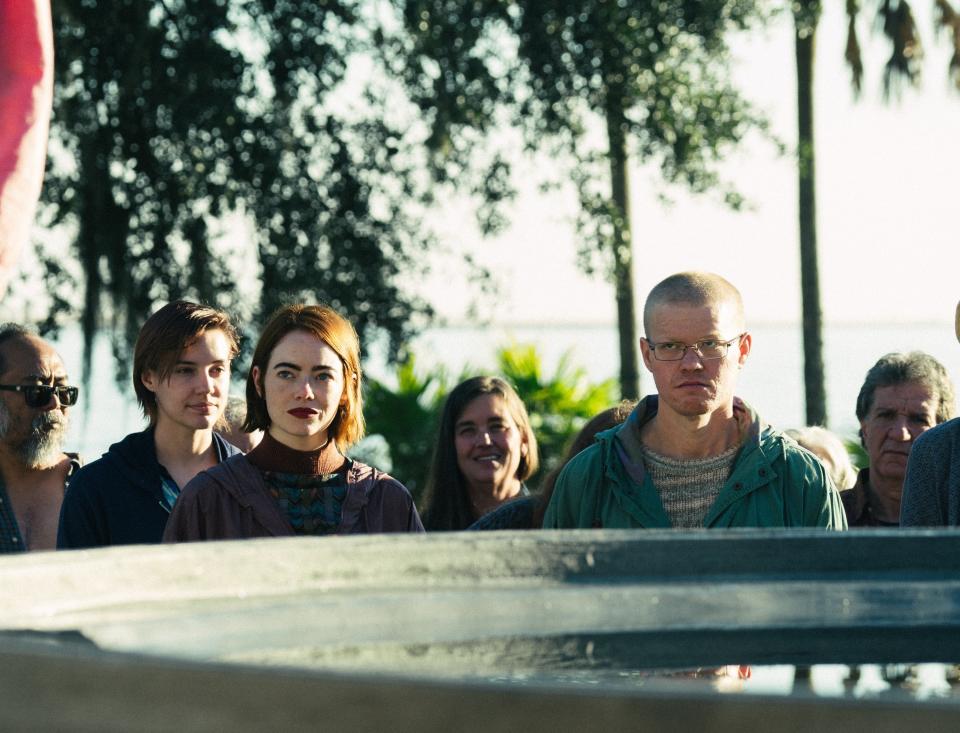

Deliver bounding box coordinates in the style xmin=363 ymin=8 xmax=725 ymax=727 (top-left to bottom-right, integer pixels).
xmin=532 ymin=400 xmax=637 ymax=527
xmin=133 ymin=300 xmax=239 ymax=424
xmin=420 ymin=376 xmax=538 ymax=531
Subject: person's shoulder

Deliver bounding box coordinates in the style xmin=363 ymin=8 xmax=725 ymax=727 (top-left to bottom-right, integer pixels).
xmin=350 ymin=460 xmax=413 ymax=499
xmin=64 ymin=450 xmax=115 ymax=493
xmin=213 ymin=432 xmax=244 ymax=458
xmin=468 ymin=496 xmax=538 ymax=531
xmin=760 ymin=426 xmax=833 ymax=486
xmin=182 ymin=454 xmax=252 ymax=497
xmin=915 ymin=418 xmax=960 ymax=450
xmin=763 ymin=426 xmax=815 ymax=463
xmin=559 ymin=439 xmax=606 ymax=479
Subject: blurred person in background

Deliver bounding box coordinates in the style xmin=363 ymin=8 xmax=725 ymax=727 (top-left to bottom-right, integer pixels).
xmin=421 ymin=376 xmax=538 ymax=531
xmin=785 ymin=426 xmax=857 ymax=492
xmin=164 ymin=304 xmax=422 ymax=541
xmin=849 ymin=352 xmax=955 ymax=527
xmin=219 ymin=395 xmax=263 ymax=453
xmin=901 ymin=305 xmax=960 ymax=526
xmin=58 ymin=301 xmax=241 ymax=548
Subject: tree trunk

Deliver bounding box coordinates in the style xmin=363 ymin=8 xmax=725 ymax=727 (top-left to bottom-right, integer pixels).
xmin=795 ymin=7 xmax=828 ymax=426
xmin=605 ymin=97 xmax=639 ymax=400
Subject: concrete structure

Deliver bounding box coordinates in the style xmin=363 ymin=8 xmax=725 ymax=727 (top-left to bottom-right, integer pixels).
xmin=3 ymin=530 xmax=960 ymax=729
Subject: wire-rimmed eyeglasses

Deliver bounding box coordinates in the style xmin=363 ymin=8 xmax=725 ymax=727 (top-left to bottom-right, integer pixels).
xmin=645 ymin=334 xmax=746 ymax=362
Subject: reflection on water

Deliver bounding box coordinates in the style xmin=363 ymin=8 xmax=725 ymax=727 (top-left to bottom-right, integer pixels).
xmin=440 ymin=664 xmax=960 ymax=701
xmin=706 ymin=663 xmax=960 ymax=700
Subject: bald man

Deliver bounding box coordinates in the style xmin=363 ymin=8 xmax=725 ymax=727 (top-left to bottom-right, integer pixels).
xmin=0 ymin=324 xmax=80 ymax=552
xmin=544 ymin=271 xmax=845 ymax=530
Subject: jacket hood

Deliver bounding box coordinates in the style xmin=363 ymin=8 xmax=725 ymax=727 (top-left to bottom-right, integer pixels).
xmin=101 ymin=428 xmax=162 ymax=494
xmin=102 ymin=428 xmax=240 ymax=498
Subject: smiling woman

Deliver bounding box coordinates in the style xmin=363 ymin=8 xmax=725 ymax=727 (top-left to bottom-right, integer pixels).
xmin=164 ymin=304 xmax=423 ymax=542
xmin=420 ymin=376 xmax=539 ymax=531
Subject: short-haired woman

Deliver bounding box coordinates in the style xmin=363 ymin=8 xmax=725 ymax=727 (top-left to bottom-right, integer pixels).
xmin=420 ymin=376 xmax=539 ymax=531
xmin=58 ymin=300 xmax=242 ymax=548
xmin=164 ymin=304 xmax=423 ymax=541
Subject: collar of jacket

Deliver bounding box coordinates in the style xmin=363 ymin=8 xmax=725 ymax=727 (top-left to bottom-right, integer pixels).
xmin=213 ymin=454 xmax=383 ymax=535
xmin=599 ymin=394 xmax=779 ymax=527
xmin=106 ymin=427 xmax=238 ymax=500
xmin=840 ymin=468 xmax=876 ymax=526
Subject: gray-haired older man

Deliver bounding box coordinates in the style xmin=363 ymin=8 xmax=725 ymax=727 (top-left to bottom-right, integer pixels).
xmin=901 ymin=304 xmax=960 ymax=526
xmin=845 ymin=351 xmax=956 ymax=526
xmin=0 ymin=324 xmax=80 ymax=552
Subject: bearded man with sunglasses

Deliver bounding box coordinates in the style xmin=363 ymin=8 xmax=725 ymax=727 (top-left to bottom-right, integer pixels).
xmin=544 ymin=272 xmax=845 ymax=530
xmin=0 ymin=324 xmax=80 ymax=552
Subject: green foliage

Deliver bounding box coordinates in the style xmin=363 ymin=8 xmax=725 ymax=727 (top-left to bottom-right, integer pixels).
xmin=363 ymin=344 xmax=618 ymax=499
xmin=844 ymin=437 xmax=869 ymax=471
xmin=364 ymin=356 xmax=453 ymax=500
xmin=41 ymin=0 xmax=438 ymax=384
xmin=496 ymin=344 xmax=618 ymax=479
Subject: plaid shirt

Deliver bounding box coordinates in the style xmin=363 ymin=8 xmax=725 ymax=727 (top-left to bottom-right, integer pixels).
xmin=0 ymin=455 xmax=80 ymax=553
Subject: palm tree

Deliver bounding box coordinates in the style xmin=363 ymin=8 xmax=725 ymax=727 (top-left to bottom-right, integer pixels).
xmin=793 ymin=0 xmax=827 ymax=426
xmin=791 ymin=0 xmax=949 ymax=426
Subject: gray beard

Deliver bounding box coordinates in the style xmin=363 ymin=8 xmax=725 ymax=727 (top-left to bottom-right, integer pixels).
xmin=0 ymin=404 xmax=68 ymax=469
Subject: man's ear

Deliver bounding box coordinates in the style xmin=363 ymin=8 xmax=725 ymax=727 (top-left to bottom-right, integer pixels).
xmin=640 ymin=337 xmax=655 ymax=372
xmin=737 ymin=332 xmax=752 ymax=367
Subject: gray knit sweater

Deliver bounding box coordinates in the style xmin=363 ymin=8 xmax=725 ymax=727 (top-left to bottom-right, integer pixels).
xmin=900 ymin=417 xmax=960 ymax=526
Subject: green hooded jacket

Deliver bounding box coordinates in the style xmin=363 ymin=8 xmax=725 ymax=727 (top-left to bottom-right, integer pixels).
xmin=544 ymin=396 xmax=846 ymax=530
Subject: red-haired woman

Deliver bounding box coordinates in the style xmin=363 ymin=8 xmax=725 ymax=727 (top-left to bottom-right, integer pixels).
xmin=164 ymin=304 xmax=423 ymax=540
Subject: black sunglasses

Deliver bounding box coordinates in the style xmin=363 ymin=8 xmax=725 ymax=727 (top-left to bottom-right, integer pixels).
xmin=0 ymin=384 xmax=80 ymax=408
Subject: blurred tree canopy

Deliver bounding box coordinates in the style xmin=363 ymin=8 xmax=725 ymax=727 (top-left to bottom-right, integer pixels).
xmin=40 ymin=0 xmax=436 ymax=380
xmin=391 ymin=0 xmax=767 ymax=399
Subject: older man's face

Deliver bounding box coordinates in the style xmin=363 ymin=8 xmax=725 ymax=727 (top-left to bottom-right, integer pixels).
xmin=860 ymin=382 xmax=938 ymax=486
xmin=0 ymin=336 xmax=71 ymax=469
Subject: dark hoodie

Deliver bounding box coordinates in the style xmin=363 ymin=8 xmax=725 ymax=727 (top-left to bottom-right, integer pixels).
xmin=57 ymin=428 xmax=240 ymax=549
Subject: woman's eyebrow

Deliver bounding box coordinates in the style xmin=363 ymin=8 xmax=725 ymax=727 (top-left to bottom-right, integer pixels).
xmin=272 ymin=361 xmax=301 ymax=370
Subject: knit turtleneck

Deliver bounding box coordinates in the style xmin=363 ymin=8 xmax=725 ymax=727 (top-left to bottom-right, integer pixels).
xmin=246 ymin=431 xmax=345 ymax=475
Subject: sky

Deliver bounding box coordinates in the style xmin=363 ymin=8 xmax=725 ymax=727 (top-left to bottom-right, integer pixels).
xmin=419 ymin=2 xmax=960 ymax=329
xmin=5 ymin=2 xmax=960 ymax=454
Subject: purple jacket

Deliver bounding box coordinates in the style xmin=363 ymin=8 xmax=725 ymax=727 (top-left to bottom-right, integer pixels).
xmin=163 ymin=454 xmax=424 ymax=542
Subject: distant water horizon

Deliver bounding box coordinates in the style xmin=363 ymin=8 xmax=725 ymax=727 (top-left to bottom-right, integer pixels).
xmin=53 ymin=320 xmax=960 ymax=462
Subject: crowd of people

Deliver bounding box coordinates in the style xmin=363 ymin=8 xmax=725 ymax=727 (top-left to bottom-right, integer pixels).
xmin=2 ymin=271 xmax=959 ymax=555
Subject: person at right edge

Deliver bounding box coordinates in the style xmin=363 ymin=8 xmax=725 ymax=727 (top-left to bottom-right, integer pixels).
xmin=901 ymin=301 xmax=960 ymax=526
xmin=544 ymin=271 xmax=845 ymax=530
